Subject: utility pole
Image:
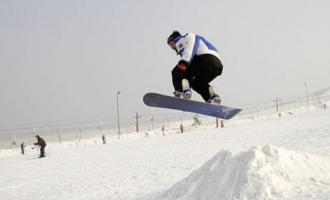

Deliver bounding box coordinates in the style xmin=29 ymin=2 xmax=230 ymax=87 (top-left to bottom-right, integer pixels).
xmin=99 ymin=120 xmax=103 ymax=135
xmin=274 ymin=98 xmax=281 ymax=113
xmin=134 ymin=112 xmax=142 ymax=132
xmin=274 ymin=98 xmax=282 ymax=117
xmin=79 ymin=128 xmax=83 ymax=140
xmin=304 ymin=82 xmax=310 ymax=108
xmin=116 ymin=91 xmax=121 ymax=138
xmin=216 ymin=117 xmax=219 ymax=128
xmin=150 ymin=117 xmax=155 ymax=130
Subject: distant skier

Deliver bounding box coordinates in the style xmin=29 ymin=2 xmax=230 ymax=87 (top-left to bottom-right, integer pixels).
xmin=34 ymin=135 xmax=46 ymax=158
xmin=167 ymin=31 xmax=223 ymax=104
xmin=180 ymin=123 xmax=184 ymax=133
xmin=20 ymin=142 xmax=25 ymax=155
xmin=161 ymin=125 xmax=165 ymax=135
xmin=102 ymin=134 xmax=106 ymax=144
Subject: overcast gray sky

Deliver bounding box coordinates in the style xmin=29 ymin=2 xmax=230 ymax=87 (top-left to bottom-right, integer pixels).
xmin=0 ymin=0 xmax=329 ymax=126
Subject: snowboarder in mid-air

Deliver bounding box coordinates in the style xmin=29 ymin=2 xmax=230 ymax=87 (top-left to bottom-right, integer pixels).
xmin=167 ymin=31 xmax=223 ymax=104
xmin=142 ymin=31 xmax=241 ymax=119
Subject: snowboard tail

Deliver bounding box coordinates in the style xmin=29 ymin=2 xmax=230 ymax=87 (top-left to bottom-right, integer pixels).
xmin=143 ymin=93 xmax=241 ymax=119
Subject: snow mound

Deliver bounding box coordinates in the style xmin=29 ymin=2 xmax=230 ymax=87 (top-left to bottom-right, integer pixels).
xmin=160 ymin=145 xmax=330 ymax=200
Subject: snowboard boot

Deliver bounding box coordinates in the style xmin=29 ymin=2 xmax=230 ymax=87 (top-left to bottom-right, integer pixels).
xmin=182 ymin=79 xmax=192 ymax=99
xmin=207 ymin=86 xmax=221 ymax=105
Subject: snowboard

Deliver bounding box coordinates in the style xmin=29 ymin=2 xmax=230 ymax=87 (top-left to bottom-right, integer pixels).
xmin=143 ymin=93 xmax=242 ymax=119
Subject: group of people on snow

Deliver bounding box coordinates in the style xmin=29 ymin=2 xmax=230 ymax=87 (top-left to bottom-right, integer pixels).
xmin=15 ymin=30 xmax=220 ymax=158
xmin=19 ymin=135 xmax=47 ymax=158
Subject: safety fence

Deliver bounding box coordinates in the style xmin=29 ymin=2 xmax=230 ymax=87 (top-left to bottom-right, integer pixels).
xmin=1 ymin=93 xmax=329 ymax=150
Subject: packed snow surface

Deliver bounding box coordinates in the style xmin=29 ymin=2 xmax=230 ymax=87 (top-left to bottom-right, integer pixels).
xmin=159 ymin=145 xmax=330 ymax=200
xmin=1 ymin=109 xmax=330 ymax=200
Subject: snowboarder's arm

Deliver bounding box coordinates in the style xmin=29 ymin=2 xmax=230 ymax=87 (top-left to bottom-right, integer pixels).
xmin=180 ymin=33 xmax=196 ymax=64
xmin=174 ymin=33 xmax=196 ymax=73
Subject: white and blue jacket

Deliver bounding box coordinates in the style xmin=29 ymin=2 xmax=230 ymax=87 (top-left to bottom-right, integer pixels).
xmin=173 ymin=33 xmax=220 ymax=64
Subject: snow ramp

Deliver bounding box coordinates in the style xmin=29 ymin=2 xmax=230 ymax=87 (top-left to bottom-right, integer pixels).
xmin=160 ymin=145 xmax=330 ymax=200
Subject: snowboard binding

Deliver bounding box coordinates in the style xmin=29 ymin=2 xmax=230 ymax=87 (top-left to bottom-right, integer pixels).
xmin=174 ymin=79 xmax=192 ymax=99
xmin=207 ymin=86 xmax=221 ymax=105
xmin=182 ymin=79 xmax=192 ymax=99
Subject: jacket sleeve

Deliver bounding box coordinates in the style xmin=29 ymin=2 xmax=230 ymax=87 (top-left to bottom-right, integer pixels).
xmin=180 ymin=33 xmax=196 ymax=63
xmin=34 ymin=138 xmax=45 ymax=146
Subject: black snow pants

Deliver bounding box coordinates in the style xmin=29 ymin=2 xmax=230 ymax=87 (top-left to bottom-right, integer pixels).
xmin=172 ymin=54 xmax=223 ymax=101
xmin=40 ymin=144 xmax=46 ymax=157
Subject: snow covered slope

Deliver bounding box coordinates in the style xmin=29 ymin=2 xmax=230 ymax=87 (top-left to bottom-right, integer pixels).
xmin=159 ymin=145 xmax=330 ymax=200
xmin=1 ymin=109 xmax=330 ymax=200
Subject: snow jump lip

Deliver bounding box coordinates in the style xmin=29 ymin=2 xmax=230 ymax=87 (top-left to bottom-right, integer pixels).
xmin=161 ymin=145 xmax=330 ymax=200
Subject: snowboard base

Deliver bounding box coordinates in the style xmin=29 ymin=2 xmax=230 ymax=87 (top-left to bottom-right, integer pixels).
xmin=143 ymin=93 xmax=242 ymax=119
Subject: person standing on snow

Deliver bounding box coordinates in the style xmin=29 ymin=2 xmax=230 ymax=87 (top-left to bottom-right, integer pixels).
xmin=102 ymin=134 xmax=106 ymax=144
xmin=20 ymin=142 xmax=25 ymax=155
xmin=167 ymin=31 xmax=223 ymax=104
xmin=180 ymin=123 xmax=184 ymax=133
xmin=34 ymin=135 xmax=47 ymax=158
